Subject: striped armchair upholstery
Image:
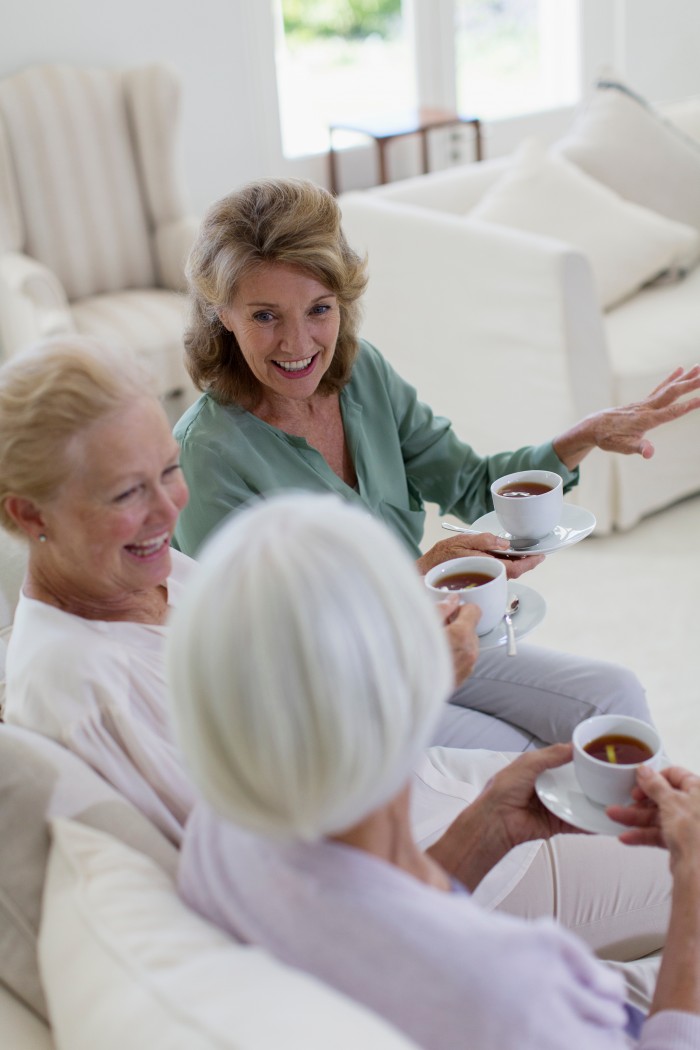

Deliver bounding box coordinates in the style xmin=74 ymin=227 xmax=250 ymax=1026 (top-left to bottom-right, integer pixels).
xmin=0 ymin=63 xmax=198 ymax=404
xmin=0 ymin=530 xmax=27 ymax=720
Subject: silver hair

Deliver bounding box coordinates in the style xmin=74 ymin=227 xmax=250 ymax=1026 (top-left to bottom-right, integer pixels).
xmin=166 ymin=492 xmax=453 ymax=840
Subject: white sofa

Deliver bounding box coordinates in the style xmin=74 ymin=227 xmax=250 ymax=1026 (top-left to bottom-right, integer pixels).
xmin=339 ymin=81 xmax=700 ymax=535
xmin=0 ymin=733 xmax=419 ymax=1050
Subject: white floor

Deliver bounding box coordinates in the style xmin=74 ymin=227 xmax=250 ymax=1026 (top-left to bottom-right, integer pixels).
xmin=423 ymin=494 xmax=700 ymax=771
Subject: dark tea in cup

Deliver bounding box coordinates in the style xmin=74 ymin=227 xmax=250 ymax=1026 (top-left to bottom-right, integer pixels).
xmin=583 ymin=734 xmax=653 ymax=765
xmin=425 ymin=556 xmax=507 ymax=636
xmin=491 ymin=470 xmax=564 ymax=544
xmin=572 ymin=714 xmax=662 ymax=806
xmin=497 ymin=481 xmax=553 ymax=498
xmin=433 ymin=571 xmax=493 ymax=591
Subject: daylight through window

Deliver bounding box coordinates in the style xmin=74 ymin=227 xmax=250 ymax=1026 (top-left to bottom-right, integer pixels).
xmin=275 ymin=0 xmax=416 ymax=158
xmin=274 ymin=0 xmax=580 ymax=159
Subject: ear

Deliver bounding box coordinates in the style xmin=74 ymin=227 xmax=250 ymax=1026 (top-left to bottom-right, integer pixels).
xmin=3 ymin=495 xmax=48 ymax=541
xmin=216 ymin=306 xmax=233 ymax=332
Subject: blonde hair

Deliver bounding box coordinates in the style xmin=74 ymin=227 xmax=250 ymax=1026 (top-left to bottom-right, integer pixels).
xmin=167 ymin=492 xmax=453 ymax=841
xmin=0 ymin=336 xmax=154 ymax=534
xmin=184 ymin=178 xmax=368 ymax=407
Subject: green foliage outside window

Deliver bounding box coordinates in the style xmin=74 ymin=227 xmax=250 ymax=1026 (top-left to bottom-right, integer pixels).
xmin=282 ymin=0 xmax=402 ymax=42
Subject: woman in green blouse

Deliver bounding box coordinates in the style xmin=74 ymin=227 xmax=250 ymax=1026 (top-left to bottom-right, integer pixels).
xmin=173 ymin=176 xmax=700 ymax=753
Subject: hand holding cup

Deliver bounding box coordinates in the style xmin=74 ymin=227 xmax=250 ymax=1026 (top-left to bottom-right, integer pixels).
xmin=425 ymin=556 xmax=507 ymax=637
xmin=572 ymin=714 xmax=663 ymax=808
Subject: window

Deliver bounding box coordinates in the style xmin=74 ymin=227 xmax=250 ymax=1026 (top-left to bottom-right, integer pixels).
xmin=274 ymin=0 xmax=416 ymax=158
xmin=273 ymin=0 xmax=580 ymax=160
xmin=454 ymin=0 xmax=579 ymax=119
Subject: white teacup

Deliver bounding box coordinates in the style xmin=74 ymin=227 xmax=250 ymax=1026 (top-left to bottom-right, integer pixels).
xmin=424 ymin=556 xmax=507 ymax=637
xmin=572 ymin=714 xmax=663 ymax=808
xmin=491 ymin=470 xmax=563 ymax=549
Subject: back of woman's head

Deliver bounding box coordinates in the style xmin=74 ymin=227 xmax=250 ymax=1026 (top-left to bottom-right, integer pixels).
xmin=184 ymin=178 xmax=368 ymax=404
xmin=0 ymin=336 xmax=153 ymax=534
xmin=167 ymin=493 xmax=452 ymax=840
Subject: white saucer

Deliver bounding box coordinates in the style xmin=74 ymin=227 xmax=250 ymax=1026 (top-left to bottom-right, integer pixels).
xmin=478 ymin=582 xmax=546 ymax=651
xmin=471 ymin=505 xmax=597 ymax=557
xmin=535 ymin=762 xmax=628 ymax=835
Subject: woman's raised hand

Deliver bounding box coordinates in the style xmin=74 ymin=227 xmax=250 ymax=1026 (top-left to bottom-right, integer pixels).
xmin=554 ymin=365 xmax=700 ymax=470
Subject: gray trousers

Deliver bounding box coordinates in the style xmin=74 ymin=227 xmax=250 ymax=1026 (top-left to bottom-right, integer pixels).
xmin=432 ymin=642 xmax=651 ymax=751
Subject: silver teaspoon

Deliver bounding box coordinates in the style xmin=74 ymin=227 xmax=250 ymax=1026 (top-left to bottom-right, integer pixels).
xmin=504 ymin=595 xmax=520 ymax=657
xmin=441 ymin=522 xmax=480 ymax=536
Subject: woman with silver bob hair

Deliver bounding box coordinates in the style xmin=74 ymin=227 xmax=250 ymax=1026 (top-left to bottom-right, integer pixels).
xmin=169 ymin=491 xmax=454 ymax=841
xmin=170 ymin=493 xmax=700 ymax=1050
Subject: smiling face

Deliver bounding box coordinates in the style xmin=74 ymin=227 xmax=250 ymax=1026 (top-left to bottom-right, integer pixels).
xmin=36 ymin=396 xmax=189 ymax=613
xmin=218 ymin=262 xmax=341 ymax=409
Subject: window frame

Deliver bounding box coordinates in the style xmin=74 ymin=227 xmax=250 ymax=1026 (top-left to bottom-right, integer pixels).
xmin=264 ymin=0 xmax=584 ymax=174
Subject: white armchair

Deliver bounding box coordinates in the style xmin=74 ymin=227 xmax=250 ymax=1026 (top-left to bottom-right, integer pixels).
xmin=339 ymin=87 xmax=700 ymax=535
xmin=0 ymin=63 xmax=198 ymax=407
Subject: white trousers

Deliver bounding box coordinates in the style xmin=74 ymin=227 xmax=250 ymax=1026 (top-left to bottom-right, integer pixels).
xmin=411 ymin=747 xmax=669 ymax=1013
xmin=496 ymin=832 xmax=666 ymax=1012
xmin=433 ymin=642 xmax=653 ymax=751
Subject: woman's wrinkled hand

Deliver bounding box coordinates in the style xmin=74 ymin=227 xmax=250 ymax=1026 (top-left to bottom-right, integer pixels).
xmin=437 ymin=596 xmax=481 ymax=686
xmin=479 ymin=744 xmax=583 ymax=850
xmin=553 ymin=365 xmax=700 ymax=469
xmin=417 ymin=532 xmax=544 ymax=578
xmin=427 ymin=745 xmax=581 ymax=890
xmin=607 ymin=764 xmax=700 ymax=870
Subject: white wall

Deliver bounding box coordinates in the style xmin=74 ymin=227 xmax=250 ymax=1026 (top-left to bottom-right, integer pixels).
xmin=1 ymin=0 xmax=700 ymax=214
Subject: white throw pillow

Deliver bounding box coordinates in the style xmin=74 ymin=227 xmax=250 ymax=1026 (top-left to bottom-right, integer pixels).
xmin=0 ymin=725 xmax=177 ymax=1021
xmin=468 ymin=139 xmax=699 ymax=310
xmin=557 ymin=80 xmax=700 ymax=233
xmin=39 ymin=819 xmax=418 ymax=1050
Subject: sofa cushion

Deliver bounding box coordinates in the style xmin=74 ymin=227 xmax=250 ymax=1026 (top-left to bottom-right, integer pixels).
xmin=39 ymin=819 xmax=418 ymax=1050
xmin=0 ymin=984 xmax=52 ymax=1050
xmin=557 ymin=80 xmax=700 ymax=235
xmin=468 ymin=138 xmax=699 ymax=310
xmin=0 ymin=725 xmax=177 ymax=1020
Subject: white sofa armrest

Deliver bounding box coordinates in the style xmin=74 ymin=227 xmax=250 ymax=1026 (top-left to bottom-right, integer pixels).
xmin=341 ymin=193 xmax=613 ymax=439
xmin=0 ymin=252 xmax=73 ymax=357
xmin=154 ymin=215 xmax=199 ymax=292
xmin=340 ymin=193 xmax=616 ymax=529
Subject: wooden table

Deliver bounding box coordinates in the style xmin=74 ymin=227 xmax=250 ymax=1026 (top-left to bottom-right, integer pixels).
xmin=328 ymin=107 xmax=482 ymax=195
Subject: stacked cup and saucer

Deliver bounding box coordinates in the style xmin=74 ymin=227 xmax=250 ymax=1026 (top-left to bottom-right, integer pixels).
xmin=433 ymin=476 xmax=663 ymax=835
xmin=433 ymin=469 xmax=596 ymax=652
xmin=536 ymin=714 xmax=665 ymax=834
xmin=477 ymin=469 xmax=597 ymax=558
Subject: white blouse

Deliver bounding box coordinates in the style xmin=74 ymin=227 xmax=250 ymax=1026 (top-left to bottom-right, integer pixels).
xmin=5 ymin=549 xmax=198 ymax=844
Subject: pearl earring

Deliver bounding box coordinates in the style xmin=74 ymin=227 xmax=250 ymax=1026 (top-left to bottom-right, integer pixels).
xmin=38 ymin=534 xmax=47 ymax=543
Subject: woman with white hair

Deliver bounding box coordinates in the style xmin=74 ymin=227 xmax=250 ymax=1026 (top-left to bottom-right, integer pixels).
xmin=170 ymin=493 xmax=700 ymax=1049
